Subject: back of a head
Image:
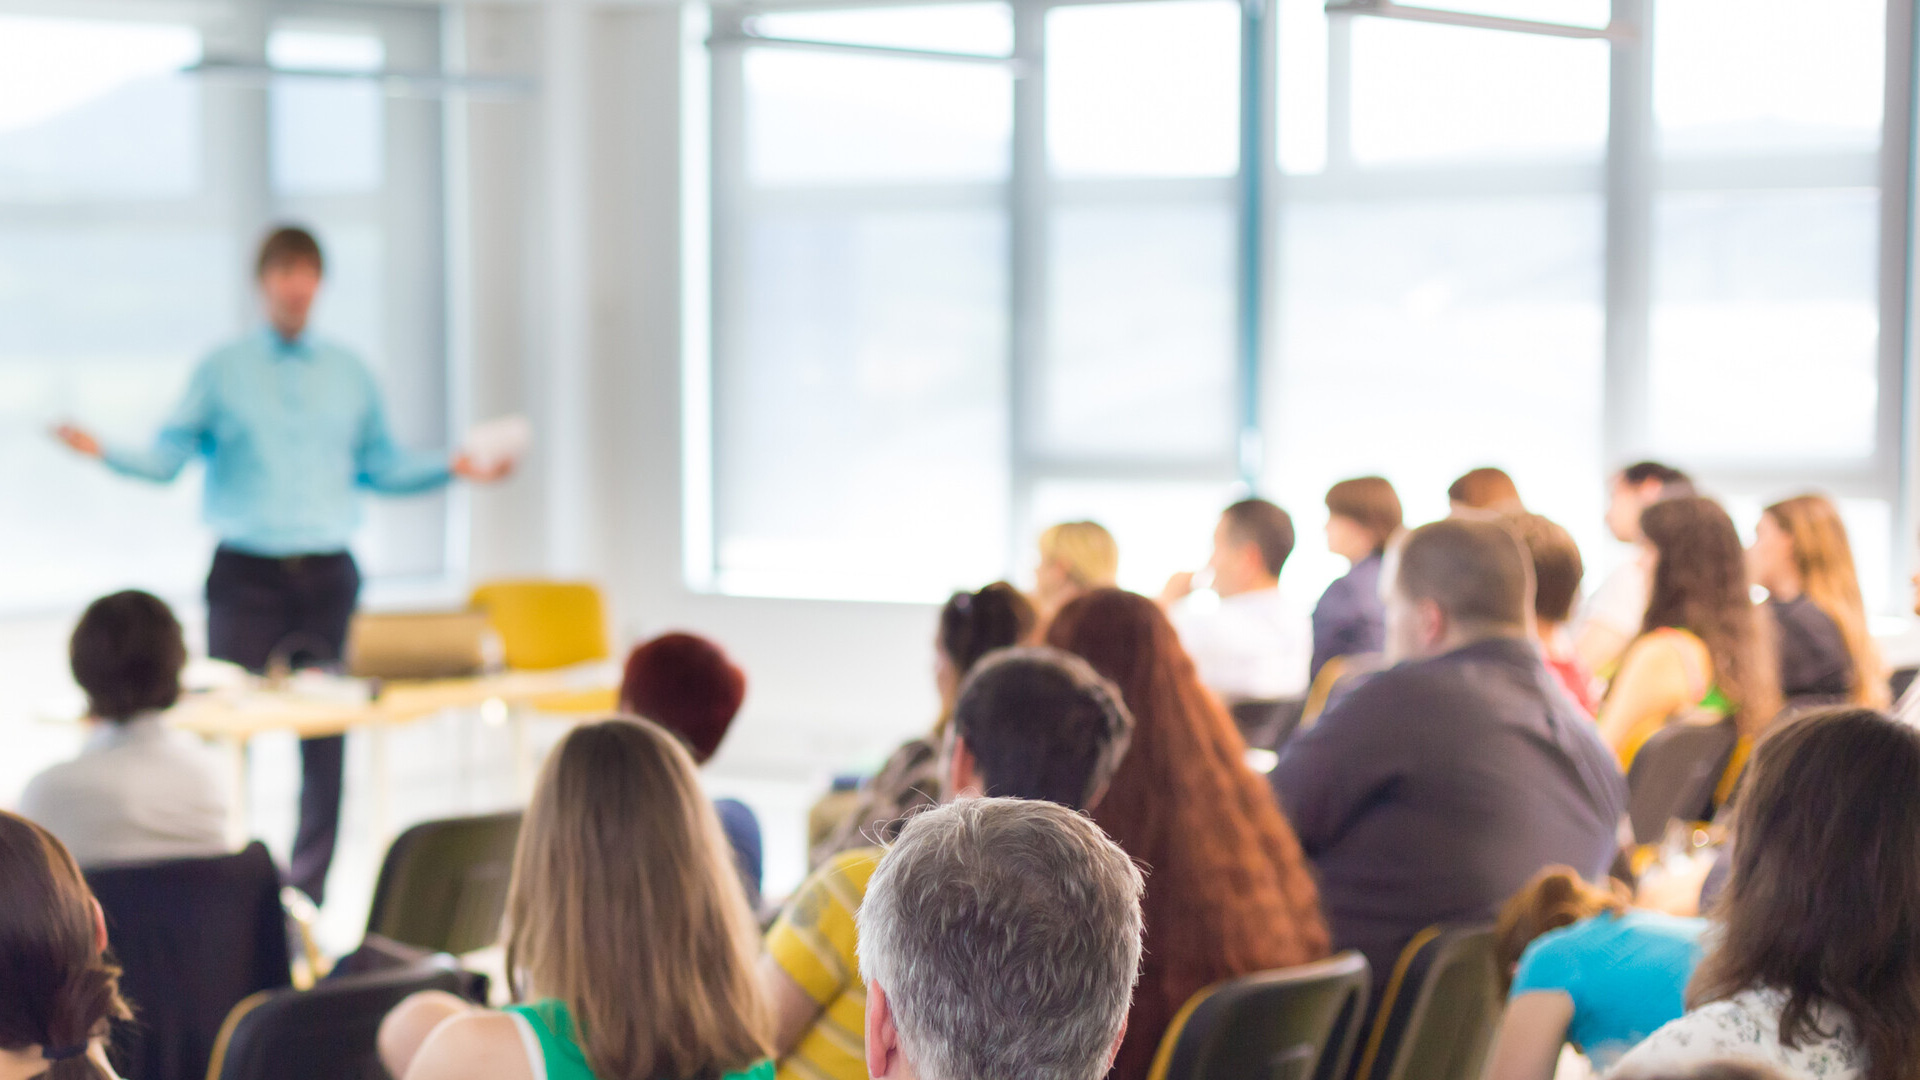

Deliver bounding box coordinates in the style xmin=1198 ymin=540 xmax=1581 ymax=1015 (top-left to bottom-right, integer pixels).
xmin=1038 ymin=522 xmax=1120 ymax=590
xmin=1621 ymin=460 xmax=1694 ymax=498
xmin=1764 ymin=494 xmax=1884 ymax=708
xmin=1640 ymin=497 xmax=1779 ymax=732
xmin=950 ymin=647 xmax=1136 ymax=810
xmin=1221 ymin=499 xmax=1295 ymax=578
xmin=939 ymin=583 xmax=1038 ymax=679
xmin=506 ymin=718 xmax=768 ymax=1080
xmin=1503 ymin=514 xmax=1585 ymax=626
xmin=1696 ymin=708 xmax=1920 ymax=1080
xmin=1492 ymin=866 xmax=1624 ymax=994
xmin=618 ymin=633 xmax=747 ymax=764
xmin=70 ymin=590 xmax=186 ymax=723
xmin=1325 ymin=477 xmax=1403 ymax=554
xmin=857 ymin=798 xmax=1145 ymax=1080
xmin=1396 ymin=518 xmax=1531 ymax=633
xmin=1447 ymin=467 xmax=1525 ymax=513
xmin=0 ymin=811 xmax=129 ymax=1080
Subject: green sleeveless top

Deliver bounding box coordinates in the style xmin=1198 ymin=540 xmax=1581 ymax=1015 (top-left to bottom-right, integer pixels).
xmin=504 ymin=999 xmax=776 ymax=1080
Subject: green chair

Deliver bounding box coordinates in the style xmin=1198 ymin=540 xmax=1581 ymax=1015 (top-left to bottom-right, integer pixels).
xmin=1147 ymin=952 xmax=1372 ymax=1080
xmin=1351 ymin=925 xmax=1501 ymax=1080
xmin=364 ymin=811 xmax=522 ymax=956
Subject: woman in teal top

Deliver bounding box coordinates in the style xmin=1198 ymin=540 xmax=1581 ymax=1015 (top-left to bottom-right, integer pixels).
xmin=377 ymin=718 xmax=777 ymax=1080
xmin=1485 ymin=867 xmax=1707 ymax=1080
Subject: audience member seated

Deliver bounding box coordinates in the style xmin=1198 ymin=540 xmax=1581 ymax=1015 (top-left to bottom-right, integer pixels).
xmin=619 ymin=631 xmax=764 ymax=908
xmin=378 ymin=718 xmax=772 ymax=1080
xmin=1747 ymin=495 xmax=1887 ymax=707
xmin=1485 ymin=867 xmax=1704 ymax=1080
xmin=1271 ymin=519 xmax=1627 ymax=1000
xmin=0 ymin=810 xmax=134 ymax=1080
xmin=1614 ymin=708 xmax=1920 ymax=1080
xmin=1577 ymin=462 xmax=1695 ymax=674
xmin=856 ymin=798 xmax=1143 ymax=1080
xmin=1158 ymin=499 xmax=1312 ymax=702
xmin=811 ymin=582 xmax=1036 ymax=867
xmin=1033 ymin=521 xmax=1119 ymax=623
xmin=1596 ymin=497 xmax=1781 ymax=771
xmin=1448 ymin=466 xmax=1526 ymax=515
xmin=1047 ymin=590 xmax=1329 ymax=1080
xmin=1313 ymin=477 xmax=1402 ymax=681
xmin=1506 ymin=513 xmax=1598 ymax=715
xmin=20 ymin=591 xmax=231 ymax=867
xmin=764 ymin=648 xmax=1134 ymax=1080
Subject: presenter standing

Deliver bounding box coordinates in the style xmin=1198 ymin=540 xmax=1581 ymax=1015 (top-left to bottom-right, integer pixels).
xmin=55 ymin=225 xmax=509 ymax=904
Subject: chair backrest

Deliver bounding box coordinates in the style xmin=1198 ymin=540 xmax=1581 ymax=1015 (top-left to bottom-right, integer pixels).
xmin=469 ymin=580 xmax=609 ymax=670
xmin=85 ymin=842 xmax=292 ymax=1080
xmin=206 ymin=961 xmax=480 ymax=1080
xmin=1228 ymin=699 xmax=1307 ymax=752
xmin=365 ymin=811 xmax=522 ymax=957
xmin=1626 ymin=719 xmax=1738 ymax=846
xmin=1351 ymin=925 xmax=1500 ymax=1080
xmin=1300 ymin=655 xmax=1388 ymax=729
xmin=1148 ymin=952 xmax=1371 ymax=1080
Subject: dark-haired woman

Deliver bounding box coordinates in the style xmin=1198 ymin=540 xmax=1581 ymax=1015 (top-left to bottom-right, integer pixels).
xmin=1484 ymin=867 xmax=1704 ymax=1080
xmin=810 ymin=582 xmax=1035 ymax=866
xmin=1047 ymin=589 xmax=1328 ymax=1080
xmin=0 ymin=810 xmax=132 ymax=1080
xmin=1613 ymin=708 xmax=1920 ymax=1080
xmin=1596 ymin=497 xmax=1781 ymax=772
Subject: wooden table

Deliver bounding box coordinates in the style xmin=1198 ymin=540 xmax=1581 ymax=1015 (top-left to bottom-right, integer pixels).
xmin=170 ymin=668 xmax=618 ymax=846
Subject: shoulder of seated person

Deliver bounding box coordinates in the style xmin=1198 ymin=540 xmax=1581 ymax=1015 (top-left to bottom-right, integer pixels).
xmin=408 ymin=1011 xmax=531 ymax=1080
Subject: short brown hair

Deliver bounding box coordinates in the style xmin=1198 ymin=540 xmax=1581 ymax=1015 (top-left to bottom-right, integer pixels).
xmin=1395 ymin=518 xmax=1530 ymax=631
xmin=1325 ymin=477 xmax=1402 ymax=554
xmin=1447 ymin=467 xmax=1524 ymax=512
xmin=255 ymin=225 xmax=324 ymax=278
xmin=1504 ymin=513 xmax=1584 ymax=625
xmin=618 ymin=633 xmax=747 ymax=764
xmin=70 ymin=591 xmax=186 ymax=722
xmin=1221 ymin=499 xmax=1295 ymax=578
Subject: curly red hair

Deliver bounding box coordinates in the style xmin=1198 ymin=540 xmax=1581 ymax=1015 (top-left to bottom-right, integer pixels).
xmin=1046 ymin=590 xmax=1330 ymax=1080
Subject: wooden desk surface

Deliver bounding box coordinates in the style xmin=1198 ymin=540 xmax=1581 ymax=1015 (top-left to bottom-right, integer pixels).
xmin=168 ymin=667 xmax=619 ymax=741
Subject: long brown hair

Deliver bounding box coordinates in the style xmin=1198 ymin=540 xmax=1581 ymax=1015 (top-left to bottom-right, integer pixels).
xmin=1691 ymin=708 xmax=1920 ymax=1080
xmin=1492 ymin=866 xmax=1628 ymax=995
xmin=504 ymin=718 xmax=769 ymax=1080
xmin=1641 ymin=497 xmax=1782 ymax=737
xmin=1046 ymin=590 xmax=1330 ymax=1080
xmin=1763 ymin=495 xmax=1888 ymax=708
xmin=0 ymin=811 xmax=130 ymax=1080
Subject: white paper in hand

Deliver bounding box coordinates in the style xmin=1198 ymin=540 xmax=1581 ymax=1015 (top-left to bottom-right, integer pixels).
xmin=462 ymin=414 xmax=532 ymax=471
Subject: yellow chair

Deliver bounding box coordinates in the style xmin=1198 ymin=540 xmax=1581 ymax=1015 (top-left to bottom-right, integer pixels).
xmin=469 ymin=580 xmax=610 ymax=670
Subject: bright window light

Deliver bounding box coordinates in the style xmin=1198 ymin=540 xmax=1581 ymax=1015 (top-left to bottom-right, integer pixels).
xmin=268 ymin=27 xmax=385 ymax=196
xmin=751 ymin=4 xmax=1013 ymax=56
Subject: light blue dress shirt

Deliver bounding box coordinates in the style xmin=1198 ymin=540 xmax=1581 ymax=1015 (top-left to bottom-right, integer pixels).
xmin=102 ymin=329 xmax=451 ymax=557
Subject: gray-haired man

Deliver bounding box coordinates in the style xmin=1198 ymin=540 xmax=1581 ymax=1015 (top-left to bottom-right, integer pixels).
xmin=858 ymin=797 xmax=1146 ymax=1080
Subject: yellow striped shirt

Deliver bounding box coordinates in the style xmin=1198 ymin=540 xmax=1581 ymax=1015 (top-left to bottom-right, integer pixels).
xmin=767 ymin=847 xmax=882 ymax=1080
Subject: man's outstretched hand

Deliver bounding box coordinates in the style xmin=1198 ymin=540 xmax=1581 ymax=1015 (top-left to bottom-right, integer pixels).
xmin=452 ymin=452 xmax=514 ymax=483
xmin=53 ymin=424 xmax=102 ymax=458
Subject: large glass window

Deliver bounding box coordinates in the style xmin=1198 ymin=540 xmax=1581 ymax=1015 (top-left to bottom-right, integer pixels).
xmin=0 ymin=5 xmax=448 ymax=611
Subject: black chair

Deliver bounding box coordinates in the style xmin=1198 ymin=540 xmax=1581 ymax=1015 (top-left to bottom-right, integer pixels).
xmin=1350 ymin=925 xmax=1500 ymax=1080
xmin=365 ymin=811 xmax=522 ymax=956
xmin=1229 ymin=699 xmax=1307 ymax=752
xmin=86 ymin=842 xmax=292 ymax=1080
xmin=1891 ymin=665 xmax=1918 ymax=704
xmin=1148 ymin=952 xmax=1371 ymax=1080
xmin=1626 ymin=719 xmax=1738 ymax=846
xmin=205 ymin=959 xmax=485 ymax=1080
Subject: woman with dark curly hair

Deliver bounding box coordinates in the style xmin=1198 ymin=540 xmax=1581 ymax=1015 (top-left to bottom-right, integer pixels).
xmin=0 ymin=810 xmax=132 ymax=1080
xmin=1614 ymin=708 xmax=1920 ymax=1080
xmin=1046 ymin=589 xmax=1329 ymax=1080
xmin=1597 ymin=496 xmax=1780 ymax=770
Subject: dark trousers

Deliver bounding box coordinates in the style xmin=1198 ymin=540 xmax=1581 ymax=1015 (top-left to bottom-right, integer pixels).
xmin=206 ymin=546 xmax=361 ymax=905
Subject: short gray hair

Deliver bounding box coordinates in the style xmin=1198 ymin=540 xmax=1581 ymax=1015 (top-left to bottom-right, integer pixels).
xmin=857 ymin=798 xmax=1145 ymax=1080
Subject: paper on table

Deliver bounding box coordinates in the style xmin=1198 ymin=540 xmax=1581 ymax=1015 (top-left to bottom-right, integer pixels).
xmin=461 ymin=414 xmax=532 ymax=470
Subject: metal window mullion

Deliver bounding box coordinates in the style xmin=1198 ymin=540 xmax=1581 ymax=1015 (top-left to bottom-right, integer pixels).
xmin=1236 ymin=0 xmax=1271 ymax=485
xmin=1600 ymin=0 xmax=1652 ymax=469
xmin=708 ymin=8 xmax=751 ymax=587
xmin=1885 ymin=0 xmax=1919 ymax=612
xmin=1007 ymin=0 xmax=1046 ymax=578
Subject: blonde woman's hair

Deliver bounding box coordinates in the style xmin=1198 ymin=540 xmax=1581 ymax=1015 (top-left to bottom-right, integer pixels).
xmin=1765 ymin=494 xmax=1889 ymax=708
xmin=1037 ymin=522 xmax=1119 ymax=590
xmin=505 ymin=717 xmax=770 ymax=1080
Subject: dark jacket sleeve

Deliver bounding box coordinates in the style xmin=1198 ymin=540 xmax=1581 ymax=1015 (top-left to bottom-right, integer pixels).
xmin=1311 ymin=577 xmax=1361 ymax=682
xmin=1271 ymin=684 xmax=1403 ymax=857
